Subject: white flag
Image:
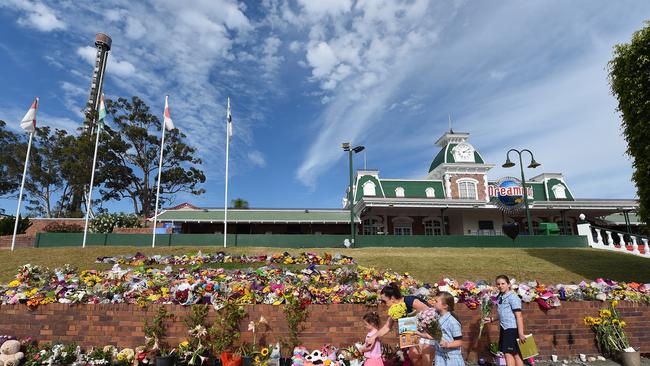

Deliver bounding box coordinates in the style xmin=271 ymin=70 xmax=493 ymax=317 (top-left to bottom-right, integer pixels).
xmin=20 ymin=97 xmax=38 ymax=133
xmin=227 ymin=97 xmax=233 ymax=140
xmin=163 ymin=95 xmax=174 ymax=131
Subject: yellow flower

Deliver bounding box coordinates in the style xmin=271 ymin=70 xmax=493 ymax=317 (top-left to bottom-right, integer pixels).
xmin=593 ymin=318 xmax=603 ymax=325
xmin=255 ymin=356 xmax=261 ymax=364
xmin=611 ymin=300 xmax=619 ymax=307
xmin=620 ymin=321 xmax=627 ymax=328
xmin=612 ymin=319 xmax=620 ymax=326
xmin=180 ymin=341 xmax=189 ymax=348
xmin=117 ymin=354 xmax=126 ymax=361
xmin=8 ymin=280 xmax=21 ymax=288
xmin=599 ymin=309 xmax=612 ymax=318
xmin=261 ymin=348 xmax=269 ymax=357
xmin=388 ymin=302 xmax=407 ymax=320
xmin=583 ymin=317 xmax=594 ymax=326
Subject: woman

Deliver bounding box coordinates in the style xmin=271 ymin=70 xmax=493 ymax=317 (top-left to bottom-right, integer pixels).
xmin=483 ymin=275 xmax=526 ymax=366
xmin=367 ymin=283 xmax=433 ymax=366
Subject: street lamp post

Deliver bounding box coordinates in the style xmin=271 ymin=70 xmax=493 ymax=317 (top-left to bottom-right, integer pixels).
xmin=502 ymin=149 xmax=541 ymax=236
xmin=342 ymin=143 xmax=365 ymax=245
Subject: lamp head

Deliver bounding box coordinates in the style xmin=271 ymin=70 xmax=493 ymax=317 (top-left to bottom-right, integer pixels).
xmin=502 ymin=157 xmax=515 ymax=168
xmin=528 ymin=159 xmax=541 ymax=169
xmin=352 ymin=145 xmax=365 ymax=153
xmin=342 ymin=142 xmax=351 ymax=151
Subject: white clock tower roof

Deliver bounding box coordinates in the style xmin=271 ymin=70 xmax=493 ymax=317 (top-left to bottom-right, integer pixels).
xmin=435 ymin=131 xmax=470 ymax=147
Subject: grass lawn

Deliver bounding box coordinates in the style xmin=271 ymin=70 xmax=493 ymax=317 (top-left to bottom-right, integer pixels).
xmin=1 ymin=246 xmax=649 ymax=284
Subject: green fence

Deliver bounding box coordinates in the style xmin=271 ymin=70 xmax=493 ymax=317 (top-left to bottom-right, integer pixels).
xmin=34 ymin=232 xmax=588 ymax=248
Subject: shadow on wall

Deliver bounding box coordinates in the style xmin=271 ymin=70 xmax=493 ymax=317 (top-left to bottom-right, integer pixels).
xmin=523 ymin=248 xmax=650 ymax=283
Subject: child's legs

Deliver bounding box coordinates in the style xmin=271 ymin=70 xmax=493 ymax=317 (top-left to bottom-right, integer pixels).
xmin=408 ymin=346 xmax=421 ymax=365
xmin=513 ymin=353 xmax=524 ymax=366
xmin=419 ymin=345 xmax=434 ymax=366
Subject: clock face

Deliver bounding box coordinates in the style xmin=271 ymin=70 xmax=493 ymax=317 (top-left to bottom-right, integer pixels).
xmin=453 ymin=143 xmax=474 ymax=162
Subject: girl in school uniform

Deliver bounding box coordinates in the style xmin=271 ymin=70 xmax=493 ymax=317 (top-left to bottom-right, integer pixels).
xmin=418 ymin=291 xmax=465 ymax=366
xmin=483 ymin=275 xmax=526 ymax=366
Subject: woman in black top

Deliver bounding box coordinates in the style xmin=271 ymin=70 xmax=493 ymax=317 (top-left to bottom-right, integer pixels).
xmin=367 ymin=283 xmax=433 ymax=366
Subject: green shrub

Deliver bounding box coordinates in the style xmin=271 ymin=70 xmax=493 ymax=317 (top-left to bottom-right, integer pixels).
xmin=89 ymin=213 xmax=142 ymax=233
xmin=43 ymin=222 xmax=83 ymax=233
xmin=0 ymin=215 xmax=31 ymax=236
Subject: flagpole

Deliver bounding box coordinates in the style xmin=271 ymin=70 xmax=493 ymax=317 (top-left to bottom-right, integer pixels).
xmin=223 ymin=97 xmax=230 ymax=248
xmin=81 ymin=49 xmax=109 ymax=248
xmin=81 ymin=120 xmax=101 ymax=248
xmin=11 ymin=132 xmax=34 ymax=251
xmin=152 ymin=97 xmax=169 ymax=248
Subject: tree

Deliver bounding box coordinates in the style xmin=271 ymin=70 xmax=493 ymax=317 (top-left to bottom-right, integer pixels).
xmin=99 ymin=96 xmax=206 ymax=217
xmin=608 ymin=21 xmax=650 ymax=224
xmin=231 ymin=198 xmax=249 ymax=209
xmin=0 ymin=120 xmax=24 ymax=197
xmin=24 ymin=127 xmax=64 ymax=217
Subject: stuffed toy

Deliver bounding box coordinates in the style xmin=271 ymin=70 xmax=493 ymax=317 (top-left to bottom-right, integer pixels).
xmin=268 ymin=343 xmax=281 ymax=366
xmin=0 ymin=340 xmax=24 ymax=366
xmin=292 ymin=347 xmax=308 ymax=366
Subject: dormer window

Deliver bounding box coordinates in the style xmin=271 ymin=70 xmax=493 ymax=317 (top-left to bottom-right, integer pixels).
xmin=552 ymin=184 xmax=567 ymax=199
xmin=425 ymin=187 xmax=436 ymax=198
xmin=395 ymin=187 xmax=405 ymax=197
xmin=363 ymin=181 xmax=376 ymax=196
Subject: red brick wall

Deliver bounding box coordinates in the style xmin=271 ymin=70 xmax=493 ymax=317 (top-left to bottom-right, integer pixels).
xmin=449 ymin=174 xmax=487 ymax=201
xmin=25 ymin=219 xmax=86 ymax=236
xmin=0 ymin=234 xmax=34 ymax=249
xmin=1 ymin=302 xmax=648 ymax=360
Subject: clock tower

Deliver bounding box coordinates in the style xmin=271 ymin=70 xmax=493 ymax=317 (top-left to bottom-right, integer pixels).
xmin=426 ymin=130 xmax=494 ymax=201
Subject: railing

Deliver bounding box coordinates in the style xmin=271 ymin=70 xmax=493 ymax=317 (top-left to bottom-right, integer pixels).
xmin=576 ymin=222 xmax=650 ymax=258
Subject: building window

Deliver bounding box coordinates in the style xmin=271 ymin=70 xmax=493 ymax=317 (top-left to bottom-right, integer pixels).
xmin=425 ymin=187 xmax=436 ymax=198
xmin=423 ymin=219 xmax=442 ymax=235
xmin=478 ymin=220 xmax=495 ymax=235
xmin=395 ymin=187 xmax=405 ymax=197
xmin=458 ymin=179 xmax=478 ymax=199
xmin=552 ymin=184 xmax=567 ymax=199
xmin=363 ymin=181 xmax=376 ymax=196
xmin=393 ymin=217 xmax=413 ymax=236
xmin=363 ymin=216 xmax=383 ymax=235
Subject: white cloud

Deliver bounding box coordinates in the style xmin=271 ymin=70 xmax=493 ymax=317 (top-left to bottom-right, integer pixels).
xmin=289 ymin=41 xmax=302 ymax=53
xmin=306 ymin=42 xmax=338 ymax=79
xmin=2 ymin=0 xmax=66 ymax=32
xmin=247 ymin=151 xmax=267 ymax=168
xmin=76 ymin=46 xmax=137 ymax=78
xmin=297 ymin=0 xmax=352 ymax=18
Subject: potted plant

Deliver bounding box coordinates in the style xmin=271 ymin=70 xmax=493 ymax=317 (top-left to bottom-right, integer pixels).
xmin=208 ymin=302 xmax=247 ymax=365
xmin=280 ymin=297 xmax=309 ymax=366
xmin=236 ymin=343 xmax=254 ymax=366
xmin=144 ymin=307 xmax=176 ymax=366
xmin=583 ymin=300 xmax=638 ymax=366
xmin=182 ymin=305 xmax=211 ymax=366
xmin=489 ymin=343 xmax=506 ymax=366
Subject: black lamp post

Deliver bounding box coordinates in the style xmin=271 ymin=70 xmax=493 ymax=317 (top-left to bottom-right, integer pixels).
xmin=343 ymin=142 xmax=365 ymax=245
xmin=503 ymin=149 xmax=541 ymax=235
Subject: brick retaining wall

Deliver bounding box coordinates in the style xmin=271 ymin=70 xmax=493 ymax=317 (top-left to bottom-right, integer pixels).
xmin=1 ymin=302 xmax=648 ymax=361
xmin=0 ymin=234 xmax=35 ymax=249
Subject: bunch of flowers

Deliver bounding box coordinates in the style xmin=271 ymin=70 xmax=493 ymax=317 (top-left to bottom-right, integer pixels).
xmin=96 ymin=252 xmax=355 ymax=267
xmin=387 ymin=302 xmax=407 ymax=320
xmin=478 ymin=295 xmax=494 ymax=339
xmin=583 ymin=301 xmax=632 ymax=356
xmin=416 ymin=308 xmax=442 ymax=341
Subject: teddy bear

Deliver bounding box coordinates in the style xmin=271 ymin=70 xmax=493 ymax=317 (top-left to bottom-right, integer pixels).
xmin=0 ymin=340 xmax=24 ymax=366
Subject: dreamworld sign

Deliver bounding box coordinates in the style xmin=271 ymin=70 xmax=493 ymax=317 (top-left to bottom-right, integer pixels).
xmin=487 ymin=177 xmax=533 ymax=213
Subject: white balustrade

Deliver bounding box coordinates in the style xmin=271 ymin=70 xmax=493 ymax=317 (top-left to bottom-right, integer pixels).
xmin=596 ymin=229 xmax=604 ymax=246
xmin=631 ymin=236 xmax=640 ymax=254
xmin=643 ymin=238 xmax=650 ymax=257
xmin=606 ymin=230 xmax=614 ymax=246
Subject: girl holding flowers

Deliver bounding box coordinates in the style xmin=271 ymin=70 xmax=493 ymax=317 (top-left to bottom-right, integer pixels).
xmin=483 ymin=275 xmax=526 ymax=366
xmin=369 ymin=283 xmax=432 ymax=366
xmin=417 ymin=292 xmax=465 ymax=366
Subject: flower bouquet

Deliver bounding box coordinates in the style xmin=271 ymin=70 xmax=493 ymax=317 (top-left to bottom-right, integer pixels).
xmin=416 ymin=308 xmax=442 ymax=342
xmin=478 ymin=296 xmax=493 ymax=339
xmin=388 ymin=303 xmax=407 ymax=320
xmin=584 ymin=301 xmax=635 ymax=360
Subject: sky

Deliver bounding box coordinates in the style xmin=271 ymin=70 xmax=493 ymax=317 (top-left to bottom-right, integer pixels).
xmin=0 ymin=0 xmax=648 ymax=214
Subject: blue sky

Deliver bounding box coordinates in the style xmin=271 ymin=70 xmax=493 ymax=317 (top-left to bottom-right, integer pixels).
xmin=0 ymin=0 xmax=648 ymax=214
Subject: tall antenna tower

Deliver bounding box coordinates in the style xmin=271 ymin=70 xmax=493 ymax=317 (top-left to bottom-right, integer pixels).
xmin=86 ymin=33 xmax=112 ymax=116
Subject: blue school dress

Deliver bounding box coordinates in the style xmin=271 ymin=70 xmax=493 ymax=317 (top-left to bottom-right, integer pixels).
xmin=434 ymin=312 xmax=465 ymax=366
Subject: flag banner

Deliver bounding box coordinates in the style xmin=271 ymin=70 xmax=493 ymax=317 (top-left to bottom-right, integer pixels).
xmin=20 ymin=97 xmax=38 ymax=133
xmin=98 ymin=93 xmax=106 ymax=130
xmin=163 ymin=95 xmax=174 ymax=131
xmin=227 ymin=97 xmax=233 ymax=140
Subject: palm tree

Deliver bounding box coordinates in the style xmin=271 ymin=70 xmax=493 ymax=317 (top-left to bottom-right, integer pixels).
xmin=231 ymin=198 xmax=249 ymax=209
